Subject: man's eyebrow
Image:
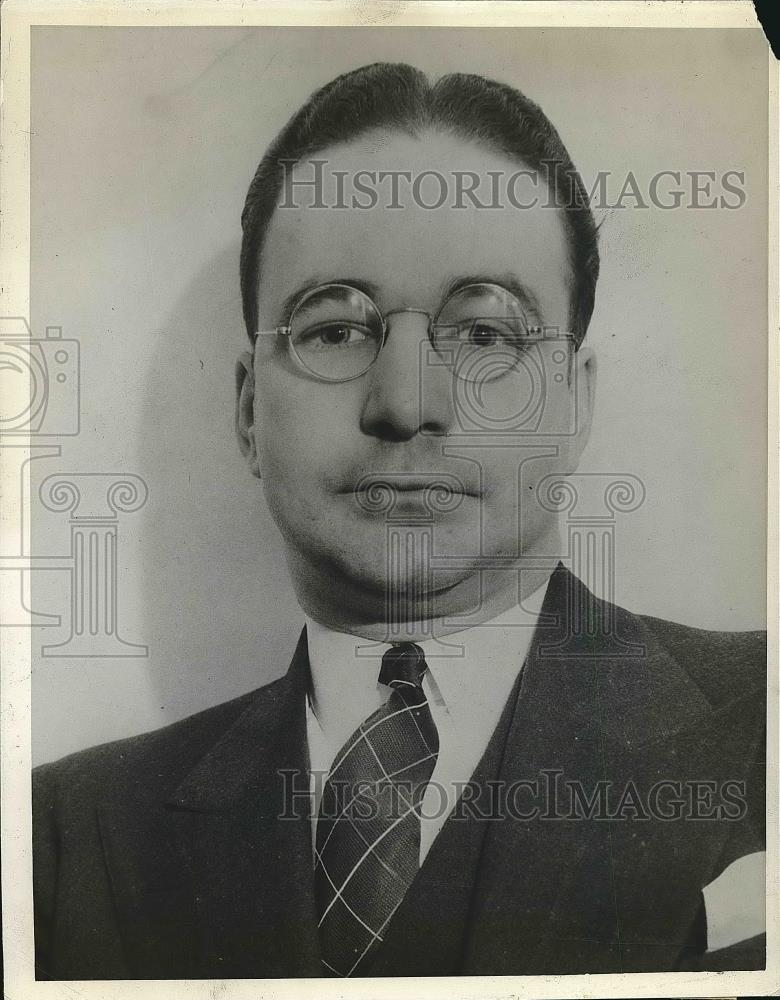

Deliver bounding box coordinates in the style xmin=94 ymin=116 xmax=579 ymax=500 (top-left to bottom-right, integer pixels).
xmin=278 ymin=278 xmax=380 ymax=323
xmin=276 ymin=274 xmax=544 ymax=325
xmin=441 ymin=274 xmax=545 ymax=324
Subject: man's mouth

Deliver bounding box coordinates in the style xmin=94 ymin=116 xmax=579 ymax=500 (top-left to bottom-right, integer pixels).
xmin=344 ymin=474 xmax=481 ymax=508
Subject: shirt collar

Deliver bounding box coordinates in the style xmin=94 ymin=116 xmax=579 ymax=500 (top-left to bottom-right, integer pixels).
xmin=304 ymin=577 xmax=550 ymax=750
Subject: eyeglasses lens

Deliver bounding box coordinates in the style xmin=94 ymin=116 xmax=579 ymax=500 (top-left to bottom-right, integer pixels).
xmin=290 ymin=286 xmax=383 ymax=381
xmin=289 ymin=283 xmax=538 ymax=382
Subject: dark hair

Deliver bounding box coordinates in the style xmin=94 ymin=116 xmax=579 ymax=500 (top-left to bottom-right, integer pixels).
xmin=240 ymin=62 xmax=599 ymax=345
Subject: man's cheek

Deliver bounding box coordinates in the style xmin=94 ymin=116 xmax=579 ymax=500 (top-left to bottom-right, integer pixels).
xmin=259 ymin=414 xmax=316 ymax=468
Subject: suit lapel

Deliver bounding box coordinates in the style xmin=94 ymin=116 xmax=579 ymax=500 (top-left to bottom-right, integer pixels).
xmin=98 ymin=568 xmax=761 ymax=978
xmin=160 ymin=629 xmax=321 ymax=977
xmin=462 ymin=565 xmax=744 ymax=975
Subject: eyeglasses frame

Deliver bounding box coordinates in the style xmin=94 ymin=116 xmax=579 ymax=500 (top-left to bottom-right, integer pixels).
xmin=252 ymin=281 xmax=578 ymax=384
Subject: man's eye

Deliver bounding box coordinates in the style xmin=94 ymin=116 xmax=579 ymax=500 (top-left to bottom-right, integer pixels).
xmin=446 ymin=320 xmax=525 ymax=350
xmin=297 ymin=323 xmax=371 ymax=350
xmin=468 ymin=322 xmax=501 ymax=347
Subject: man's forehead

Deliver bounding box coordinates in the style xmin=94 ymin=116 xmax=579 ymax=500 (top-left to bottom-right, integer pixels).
xmin=281 ymin=128 xmax=555 ymax=212
xmin=258 ymin=129 xmax=570 ymax=320
xmin=287 ymin=128 xmax=524 ymax=184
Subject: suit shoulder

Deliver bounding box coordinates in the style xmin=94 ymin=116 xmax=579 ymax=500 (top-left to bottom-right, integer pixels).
xmin=32 ymin=678 xmax=282 ymax=806
xmin=637 ymin=611 xmax=766 ymax=708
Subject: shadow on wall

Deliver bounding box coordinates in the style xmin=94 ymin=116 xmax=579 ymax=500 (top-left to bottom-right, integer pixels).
xmin=139 ymin=240 xmax=303 ymax=726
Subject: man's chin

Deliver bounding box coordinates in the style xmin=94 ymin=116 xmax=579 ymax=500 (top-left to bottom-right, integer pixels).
xmin=317 ymin=542 xmax=482 ymax=603
xmin=281 ymin=508 xmax=489 ymax=613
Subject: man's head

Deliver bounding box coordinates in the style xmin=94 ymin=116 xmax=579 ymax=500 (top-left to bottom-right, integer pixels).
xmin=239 ymin=63 xmax=599 ymax=346
xmin=235 ymin=63 xmax=599 ymax=634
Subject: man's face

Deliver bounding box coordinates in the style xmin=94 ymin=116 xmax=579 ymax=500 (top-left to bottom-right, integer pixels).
xmin=237 ymin=130 xmax=595 ymax=606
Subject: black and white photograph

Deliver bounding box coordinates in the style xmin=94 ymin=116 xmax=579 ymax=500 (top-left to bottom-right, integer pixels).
xmin=1 ymin=2 xmax=777 ymax=996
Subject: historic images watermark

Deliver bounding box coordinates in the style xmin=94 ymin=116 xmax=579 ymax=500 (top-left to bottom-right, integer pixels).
xmin=277 ymin=160 xmax=748 ymax=212
xmin=279 ymin=768 xmax=749 ymax=823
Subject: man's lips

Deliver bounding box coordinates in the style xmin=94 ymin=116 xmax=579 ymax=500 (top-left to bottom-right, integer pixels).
xmin=342 ymin=473 xmax=481 ymax=499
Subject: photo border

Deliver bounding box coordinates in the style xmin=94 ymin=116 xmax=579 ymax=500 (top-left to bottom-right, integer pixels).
xmin=1 ymin=2 xmax=777 ymax=998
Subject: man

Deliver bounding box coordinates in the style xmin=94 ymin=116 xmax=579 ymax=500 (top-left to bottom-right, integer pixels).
xmin=33 ymin=62 xmax=766 ymax=979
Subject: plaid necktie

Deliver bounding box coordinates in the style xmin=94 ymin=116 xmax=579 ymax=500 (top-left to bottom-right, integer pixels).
xmin=314 ymin=642 xmax=440 ymax=977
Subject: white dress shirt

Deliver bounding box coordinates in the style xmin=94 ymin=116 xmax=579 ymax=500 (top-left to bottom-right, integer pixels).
xmin=305 ymin=577 xmax=549 ymax=863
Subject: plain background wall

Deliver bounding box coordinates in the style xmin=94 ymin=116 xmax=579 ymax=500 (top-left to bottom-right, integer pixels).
xmin=30 ymin=26 xmax=768 ymax=765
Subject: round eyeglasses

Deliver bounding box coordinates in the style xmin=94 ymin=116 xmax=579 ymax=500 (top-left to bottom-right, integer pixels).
xmin=253 ymin=282 xmax=576 ymax=383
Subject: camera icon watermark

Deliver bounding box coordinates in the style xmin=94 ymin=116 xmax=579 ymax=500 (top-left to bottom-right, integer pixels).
xmin=420 ymin=327 xmax=579 ymax=437
xmin=0 ymin=317 xmax=80 ymax=435
xmin=0 ymin=316 xmax=147 ymax=657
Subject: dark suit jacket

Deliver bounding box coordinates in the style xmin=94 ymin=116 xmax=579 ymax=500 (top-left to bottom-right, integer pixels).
xmin=33 ymin=566 xmax=766 ymax=979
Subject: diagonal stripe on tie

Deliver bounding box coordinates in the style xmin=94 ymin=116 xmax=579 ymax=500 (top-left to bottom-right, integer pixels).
xmin=314 ymin=642 xmax=440 ymax=977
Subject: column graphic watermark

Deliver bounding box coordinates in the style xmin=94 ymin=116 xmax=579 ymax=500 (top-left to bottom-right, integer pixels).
xmin=38 ymin=474 xmax=148 ymax=657
xmin=0 ymin=317 xmax=149 ymax=658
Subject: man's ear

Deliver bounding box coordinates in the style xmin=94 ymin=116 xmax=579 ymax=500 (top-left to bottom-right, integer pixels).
xmin=566 ymin=344 xmax=597 ymax=473
xmin=235 ymin=350 xmax=261 ymax=478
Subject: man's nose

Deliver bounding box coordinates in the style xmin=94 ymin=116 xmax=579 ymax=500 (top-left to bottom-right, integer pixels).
xmin=359 ymin=312 xmax=453 ymax=441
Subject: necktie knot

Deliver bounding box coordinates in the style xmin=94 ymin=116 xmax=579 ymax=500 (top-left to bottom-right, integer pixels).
xmin=378 ymin=642 xmax=428 ymax=690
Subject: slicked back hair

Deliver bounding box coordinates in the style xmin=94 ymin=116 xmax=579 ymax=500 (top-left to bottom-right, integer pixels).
xmin=240 ymin=62 xmax=599 ymax=346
